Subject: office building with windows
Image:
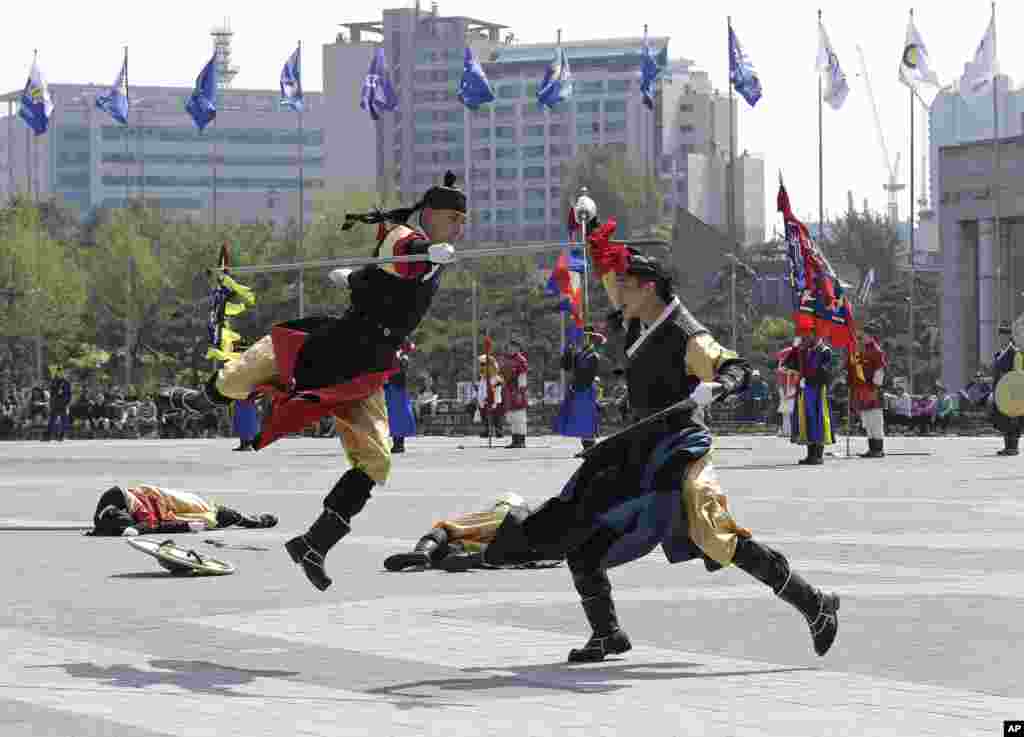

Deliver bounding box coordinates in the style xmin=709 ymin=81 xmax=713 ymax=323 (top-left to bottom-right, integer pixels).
xmin=335 ymin=7 xmax=680 ymax=243
xmin=1 ymin=84 xmax=324 ymax=225
xmin=332 ymin=6 xmax=763 ymax=245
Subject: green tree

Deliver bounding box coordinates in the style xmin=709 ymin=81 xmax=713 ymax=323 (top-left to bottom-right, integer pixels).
xmin=820 ymin=209 xmax=900 ymax=287
xmin=0 ymin=200 xmax=86 ymax=382
xmin=86 ymin=206 xmax=174 ymax=387
xmin=559 ymin=148 xmax=664 ymax=237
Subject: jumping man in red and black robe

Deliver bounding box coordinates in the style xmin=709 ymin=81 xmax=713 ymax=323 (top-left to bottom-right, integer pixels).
xmin=200 ymin=171 xmax=467 ymax=591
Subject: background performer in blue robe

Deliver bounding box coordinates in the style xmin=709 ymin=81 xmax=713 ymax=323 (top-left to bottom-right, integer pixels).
xmin=231 ymin=399 xmax=258 ymax=451
xmin=553 ymin=329 xmax=605 ymax=450
xmin=785 ymin=335 xmax=835 ymax=465
xmin=384 ymin=342 xmax=417 ymax=454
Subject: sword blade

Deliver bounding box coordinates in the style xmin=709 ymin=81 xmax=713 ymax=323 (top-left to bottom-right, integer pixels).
xmin=218 ymin=239 xmax=670 ymax=276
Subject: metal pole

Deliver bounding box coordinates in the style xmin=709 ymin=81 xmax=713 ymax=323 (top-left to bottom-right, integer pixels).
xmin=471 ymin=276 xmax=478 ymax=402
xmin=992 ymin=7 xmax=1001 ymax=342
xmin=139 ymin=108 xmax=146 ymax=203
xmin=730 ymin=257 xmax=737 ymax=349
xmin=579 ymin=195 xmax=590 ymax=333
xmin=908 ymin=84 xmax=915 ymax=395
xmin=727 ymin=17 xmax=736 ymax=249
xmin=298 ymin=39 xmax=306 ymax=319
xmin=25 ymin=124 xmax=30 ymax=198
xmin=818 ymin=9 xmax=824 ymax=247
xmin=125 ymin=46 xmax=131 ymax=204
xmin=7 ymin=98 xmax=13 ymax=198
xmin=212 ymin=118 xmax=218 ymax=238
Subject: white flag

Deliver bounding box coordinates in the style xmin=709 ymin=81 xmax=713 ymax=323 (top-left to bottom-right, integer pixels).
xmin=958 ymin=12 xmax=998 ymax=99
xmin=816 ymin=20 xmax=849 ymax=110
xmin=898 ymin=14 xmax=941 ymax=103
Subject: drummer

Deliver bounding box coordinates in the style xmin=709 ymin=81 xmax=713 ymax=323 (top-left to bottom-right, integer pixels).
xmin=992 ymin=321 xmax=1024 ymax=456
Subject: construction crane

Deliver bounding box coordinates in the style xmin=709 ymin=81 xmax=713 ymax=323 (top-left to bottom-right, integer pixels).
xmin=857 ymin=44 xmax=905 ymax=225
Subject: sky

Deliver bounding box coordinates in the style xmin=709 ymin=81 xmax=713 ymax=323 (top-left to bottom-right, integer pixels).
xmin=0 ymin=0 xmax=1015 ymax=232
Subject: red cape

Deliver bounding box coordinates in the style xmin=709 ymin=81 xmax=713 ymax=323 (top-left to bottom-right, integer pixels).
xmin=251 ymin=325 xmax=396 ymax=450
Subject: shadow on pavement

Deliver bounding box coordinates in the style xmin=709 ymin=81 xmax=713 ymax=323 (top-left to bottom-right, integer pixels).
xmin=715 ymin=463 xmax=809 ymax=471
xmin=364 ymin=661 xmax=817 ymax=703
xmin=107 ymin=572 xmax=206 ymax=580
xmin=27 ymin=660 xmax=299 ymax=697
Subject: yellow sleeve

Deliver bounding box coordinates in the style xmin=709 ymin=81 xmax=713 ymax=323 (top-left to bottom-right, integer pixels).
xmin=685 ymin=333 xmax=739 ymax=383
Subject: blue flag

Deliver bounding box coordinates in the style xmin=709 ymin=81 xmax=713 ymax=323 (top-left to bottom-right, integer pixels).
xmin=640 ymin=28 xmax=664 ymax=111
xmin=280 ymin=45 xmax=303 ymax=113
xmin=360 ymin=47 xmax=398 ymax=121
xmin=728 ymin=24 xmax=762 ymax=108
xmin=537 ymin=45 xmax=573 ymax=109
xmin=185 ymin=55 xmax=218 ymax=131
xmin=96 ymin=51 xmax=129 ymax=125
xmin=458 ymin=47 xmax=495 ymax=110
xmin=18 ymin=54 xmax=53 ymax=136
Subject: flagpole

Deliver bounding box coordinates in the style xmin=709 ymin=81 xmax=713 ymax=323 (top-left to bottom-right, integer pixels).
xmin=297 ymin=40 xmax=306 ymax=320
xmin=908 ymin=78 xmax=915 ymax=395
xmin=727 ymin=17 xmax=737 ymax=349
xmin=212 ymin=119 xmax=218 ymax=242
xmin=7 ymin=98 xmax=13 ymax=197
xmin=818 ymin=9 xmax=824 ymax=247
xmin=991 ymin=1 xmax=1001 ymax=331
xmin=28 ymin=50 xmax=36 ymax=200
xmin=124 ymin=46 xmax=131 ymax=204
xmin=727 ymin=18 xmax=736 ymax=250
xmin=24 ymin=111 xmax=30 ymax=197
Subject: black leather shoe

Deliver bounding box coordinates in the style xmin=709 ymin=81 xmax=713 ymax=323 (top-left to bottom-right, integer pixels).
xmin=383 ymin=551 xmax=431 ymax=571
xmin=567 ymin=630 xmax=632 ymax=663
xmin=285 ymin=536 xmax=331 ymax=591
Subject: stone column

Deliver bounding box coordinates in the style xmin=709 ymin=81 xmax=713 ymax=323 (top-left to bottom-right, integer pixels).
xmin=979 ymin=217 xmax=998 ymax=366
xmin=942 ymin=219 xmax=965 ymax=391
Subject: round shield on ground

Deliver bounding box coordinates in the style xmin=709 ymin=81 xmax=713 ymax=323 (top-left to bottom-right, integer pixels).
xmin=126 ymin=538 xmax=236 ymax=576
xmin=995 ymin=371 xmax=1024 ymax=417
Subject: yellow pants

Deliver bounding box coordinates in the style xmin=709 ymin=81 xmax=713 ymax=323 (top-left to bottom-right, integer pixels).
xmin=215 ymin=335 xmax=392 ymax=484
xmin=681 ymin=454 xmax=752 ymax=565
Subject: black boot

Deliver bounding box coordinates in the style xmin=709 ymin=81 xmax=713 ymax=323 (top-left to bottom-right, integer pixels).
xmin=505 ymin=434 xmax=525 ymax=449
xmin=285 ymin=469 xmax=374 ymax=591
xmin=565 ymin=559 xmax=632 ymax=663
xmin=219 ymin=507 xmax=278 ymax=529
xmin=384 ymin=529 xmax=448 ymax=571
xmin=733 ymin=538 xmax=839 ymax=656
xmin=799 ymin=444 xmax=824 ymax=465
xmin=860 ymin=439 xmax=885 ymax=458
xmin=567 ymin=594 xmax=633 ymax=663
xmin=391 ymin=436 xmax=405 ymax=454
xmin=998 ymin=433 xmax=1020 ymax=456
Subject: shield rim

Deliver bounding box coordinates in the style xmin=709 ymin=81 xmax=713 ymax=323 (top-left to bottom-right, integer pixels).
xmin=126 ymin=538 xmax=236 ymax=576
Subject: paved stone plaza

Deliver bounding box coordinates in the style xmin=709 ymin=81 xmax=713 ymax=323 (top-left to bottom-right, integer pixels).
xmin=0 ymin=434 xmax=1022 ymax=736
